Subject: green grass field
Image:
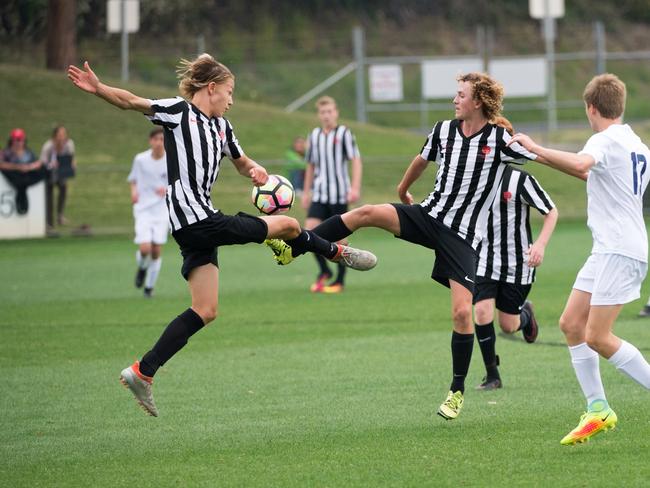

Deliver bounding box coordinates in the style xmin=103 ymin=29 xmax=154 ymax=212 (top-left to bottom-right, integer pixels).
xmin=2 ymin=222 xmax=650 ymax=487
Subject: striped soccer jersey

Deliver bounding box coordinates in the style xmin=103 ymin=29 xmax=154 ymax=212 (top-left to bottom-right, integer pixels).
xmin=476 ymin=165 xmax=555 ymax=285
xmin=419 ymin=119 xmax=537 ymax=248
xmin=306 ymin=125 xmax=360 ymax=204
xmin=145 ymin=97 xmax=243 ymax=232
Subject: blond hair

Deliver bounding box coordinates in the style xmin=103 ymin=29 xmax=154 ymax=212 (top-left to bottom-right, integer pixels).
xmin=583 ymin=73 xmax=626 ymax=119
xmin=316 ymin=96 xmax=337 ymax=109
xmin=457 ymin=72 xmax=504 ymax=121
xmin=176 ymin=53 xmax=234 ymax=100
xmin=493 ymin=115 xmax=514 ymax=135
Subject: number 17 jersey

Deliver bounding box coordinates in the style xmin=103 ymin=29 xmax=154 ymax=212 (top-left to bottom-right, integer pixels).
xmin=579 ymin=124 xmax=650 ymax=262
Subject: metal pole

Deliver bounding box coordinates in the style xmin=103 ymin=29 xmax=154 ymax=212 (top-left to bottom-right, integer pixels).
xmin=197 ymin=34 xmax=206 ymax=56
xmin=543 ymin=0 xmax=557 ymax=132
xmin=353 ymin=26 xmax=367 ymax=123
xmin=121 ymin=0 xmax=129 ymax=82
xmin=594 ymin=20 xmax=606 ymax=74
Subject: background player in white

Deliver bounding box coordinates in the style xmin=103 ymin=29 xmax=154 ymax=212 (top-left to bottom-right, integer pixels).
xmin=128 ymin=127 xmax=168 ymax=298
xmin=509 ymin=73 xmax=650 ymax=445
xmin=473 ymin=116 xmax=558 ymax=390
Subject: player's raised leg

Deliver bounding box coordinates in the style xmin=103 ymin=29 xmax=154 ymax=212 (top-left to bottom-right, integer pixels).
xmin=262 ymin=214 xmax=376 ymax=270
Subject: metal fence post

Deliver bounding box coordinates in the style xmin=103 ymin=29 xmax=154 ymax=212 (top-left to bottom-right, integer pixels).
xmin=594 ymin=21 xmax=606 ymax=74
xmin=353 ymin=26 xmax=367 ymax=123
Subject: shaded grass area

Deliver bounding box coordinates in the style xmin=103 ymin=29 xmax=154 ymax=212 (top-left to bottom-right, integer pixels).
xmin=2 ymin=222 xmax=650 ymax=486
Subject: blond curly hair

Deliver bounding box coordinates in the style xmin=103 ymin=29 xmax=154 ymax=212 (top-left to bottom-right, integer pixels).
xmin=457 ymin=72 xmax=504 ymax=122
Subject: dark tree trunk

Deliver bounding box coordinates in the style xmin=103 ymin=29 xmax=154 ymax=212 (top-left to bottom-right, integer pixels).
xmin=46 ymin=0 xmax=77 ymax=70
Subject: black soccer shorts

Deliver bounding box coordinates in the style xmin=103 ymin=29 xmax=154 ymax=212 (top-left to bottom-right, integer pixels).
xmin=472 ymin=276 xmax=532 ymax=315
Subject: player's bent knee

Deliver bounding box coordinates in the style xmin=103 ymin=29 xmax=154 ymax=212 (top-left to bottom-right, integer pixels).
xmin=452 ymin=306 xmax=473 ymax=328
xmin=195 ymin=307 xmax=218 ymax=324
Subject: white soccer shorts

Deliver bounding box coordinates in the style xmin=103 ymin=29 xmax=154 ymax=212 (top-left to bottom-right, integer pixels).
xmin=134 ymin=209 xmax=169 ymax=245
xmin=573 ymin=253 xmax=647 ymax=306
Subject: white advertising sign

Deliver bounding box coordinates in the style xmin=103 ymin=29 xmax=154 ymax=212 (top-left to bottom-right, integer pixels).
xmin=489 ymin=57 xmax=547 ymax=97
xmin=107 ymin=0 xmax=140 ymax=33
xmin=421 ymin=58 xmax=483 ymax=99
xmin=529 ymin=0 xmax=565 ymax=19
xmin=369 ymin=64 xmax=403 ymax=102
xmin=0 ymin=175 xmax=46 ymax=239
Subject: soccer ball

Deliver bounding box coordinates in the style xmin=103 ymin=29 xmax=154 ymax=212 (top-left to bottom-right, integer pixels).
xmin=251 ymin=174 xmax=295 ymax=215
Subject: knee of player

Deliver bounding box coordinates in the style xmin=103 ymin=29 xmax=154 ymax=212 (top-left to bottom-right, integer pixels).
xmin=356 ymin=204 xmax=376 ymax=225
xmin=473 ymin=301 xmax=493 ymax=324
xmin=559 ymin=313 xmax=578 ymax=336
xmin=497 ymin=318 xmax=519 ymax=334
xmin=195 ymin=306 xmax=218 ymax=324
xmin=452 ymin=305 xmax=473 ymax=327
xmin=584 ymin=330 xmax=605 ymax=353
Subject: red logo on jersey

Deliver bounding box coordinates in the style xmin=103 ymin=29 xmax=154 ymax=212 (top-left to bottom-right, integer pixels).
xmin=189 ymin=117 xmax=197 ymax=123
xmin=481 ymin=145 xmax=491 ymax=155
xmin=335 ymin=137 xmax=340 ymax=144
xmin=219 ymin=130 xmax=226 ymax=141
xmin=503 ymin=191 xmax=512 ymax=201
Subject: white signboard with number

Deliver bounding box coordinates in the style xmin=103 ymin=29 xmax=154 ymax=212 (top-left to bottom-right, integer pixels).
xmin=369 ymin=64 xmax=404 ymax=102
xmin=489 ymin=57 xmax=547 ymax=97
xmin=107 ymin=0 xmax=140 ymax=33
xmin=421 ymin=58 xmax=483 ymax=99
xmin=0 ymin=174 xmax=46 ymax=239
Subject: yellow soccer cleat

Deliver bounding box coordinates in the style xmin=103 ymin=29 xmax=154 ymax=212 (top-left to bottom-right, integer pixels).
xmin=437 ymin=390 xmax=464 ymax=420
xmin=264 ymin=239 xmax=294 ymax=265
xmin=560 ymin=407 xmax=617 ymax=445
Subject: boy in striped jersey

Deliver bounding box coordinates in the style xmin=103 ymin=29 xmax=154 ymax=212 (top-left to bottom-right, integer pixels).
xmin=474 ymin=117 xmax=558 ymax=390
xmin=68 ymin=55 xmax=376 ymax=417
xmin=510 ymin=73 xmax=650 ymax=445
xmin=269 ymin=73 xmax=538 ymax=420
xmin=303 ymin=96 xmax=363 ymax=293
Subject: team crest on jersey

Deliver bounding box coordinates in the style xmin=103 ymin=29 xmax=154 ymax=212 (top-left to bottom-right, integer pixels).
xmin=481 ymin=145 xmax=491 ymax=155
xmin=189 ymin=117 xmax=197 ymax=123
xmin=219 ymin=130 xmax=226 ymax=141
xmin=503 ymin=191 xmax=512 ymax=201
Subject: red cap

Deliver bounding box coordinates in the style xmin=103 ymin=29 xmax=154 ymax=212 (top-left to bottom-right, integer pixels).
xmin=10 ymin=128 xmax=25 ymax=140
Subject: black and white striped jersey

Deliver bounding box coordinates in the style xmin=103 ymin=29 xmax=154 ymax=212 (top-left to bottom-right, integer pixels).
xmin=145 ymin=97 xmax=243 ymax=232
xmin=419 ymin=119 xmax=537 ymax=248
xmin=306 ymin=125 xmax=360 ymax=204
xmin=476 ymin=165 xmax=555 ymax=285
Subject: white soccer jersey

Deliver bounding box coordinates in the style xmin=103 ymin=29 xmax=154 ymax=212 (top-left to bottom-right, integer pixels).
xmin=579 ymin=124 xmax=650 ymax=262
xmin=127 ymin=149 xmax=168 ymax=216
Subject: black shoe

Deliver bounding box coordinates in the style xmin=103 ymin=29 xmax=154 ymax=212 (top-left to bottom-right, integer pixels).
xmin=638 ymin=305 xmax=650 ymax=317
xmin=521 ymin=301 xmax=538 ymax=343
xmin=143 ymin=287 xmax=153 ymax=298
xmin=135 ymin=268 xmax=146 ymax=289
xmin=476 ymin=376 xmax=503 ymax=390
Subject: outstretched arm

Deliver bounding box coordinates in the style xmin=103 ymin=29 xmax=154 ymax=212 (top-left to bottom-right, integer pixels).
xmin=508 ymin=133 xmax=591 ymax=181
xmin=68 ymin=61 xmax=153 ymax=114
xmin=397 ymin=155 xmax=429 ymax=204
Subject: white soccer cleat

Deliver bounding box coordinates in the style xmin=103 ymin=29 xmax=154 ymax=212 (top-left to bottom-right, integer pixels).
xmin=119 ymin=361 xmax=159 ymax=417
xmin=331 ymin=244 xmax=377 ymax=271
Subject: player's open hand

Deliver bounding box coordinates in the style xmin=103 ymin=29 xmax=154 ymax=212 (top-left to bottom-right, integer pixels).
xmin=249 ymin=166 xmax=268 ymax=186
xmin=507 ymin=133 xmax=538 ymax=153
xmin=68 ymin=61 xmax=100 ymax=94
xmin=526 ymin=242 xmax=545 ymax=267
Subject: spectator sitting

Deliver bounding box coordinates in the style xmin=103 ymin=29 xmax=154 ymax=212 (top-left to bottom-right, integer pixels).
xmin=0 ymin=128 xmax=45 ymax=215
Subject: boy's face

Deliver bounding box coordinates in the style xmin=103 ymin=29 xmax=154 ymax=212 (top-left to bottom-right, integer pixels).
xmin=318 ymin=103 xmax=338 ymax=128
xmin=149 ymin=133 xmax=164 ymax=152
xmin=453 ymin=81 xmax=481 ymax=120
xmin=209 ymin=78 xmax=234 ymax=117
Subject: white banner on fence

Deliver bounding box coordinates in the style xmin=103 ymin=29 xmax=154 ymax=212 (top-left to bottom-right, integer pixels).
xmin=0 ymin=175 xmax=46 ymax=239
xmin=107 ymin=0 xmax=140 ymax=33
xmin=421 ymin=58 xmax=483 ymax=99
xmin=369 ymin=64 xmax=403 ymax=102
xmin=489 ymin=57 xmax=547 ymax=97
xmin=529 ymin=0 xmax=565 ymax=19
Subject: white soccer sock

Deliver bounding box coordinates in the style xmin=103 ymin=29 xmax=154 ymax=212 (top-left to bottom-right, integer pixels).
xmin=569 ymin=342 xmax=607 ymax=405
xmin=608 ymin=340 xmax=650 ymax=389
xmin=145 ymin=257 xmax=162 ymax=290
xmin=136 ymin=250 xmax=151 ymax=270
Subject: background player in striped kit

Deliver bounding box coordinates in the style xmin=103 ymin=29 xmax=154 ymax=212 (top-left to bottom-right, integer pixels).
xmin=128 ymin=127 xmax=168 ymax=298
xmin=509 ymin=73 xmax=650 ymax=445
xmin=68 ymin=54 xmax=376 ymax=417
xmin=303 ymin=96 xmax=362 ymax=293
xmin=289 ymin=73 xmax=538 ymax=420
xmin=473 ymin=116 xmax=558 ymax=390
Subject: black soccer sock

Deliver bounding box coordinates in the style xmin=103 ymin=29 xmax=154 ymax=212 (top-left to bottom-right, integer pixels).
xmin=450 ymin=331 xmax=474 ymax=393
xmin=139 ymin=308 xmax=205 ymax=377
xmin=315 ymin=254 xmax=332 ymax=277
xmin=286 ymin=230 xmax=338 ymax=259
xmin=518 ymin=307 xmax=531 ymax=331
xmin=333 ymin=262 xmax=346 ymax=285
xmin=312 ymin=215 xmax=353 ymax=242
xmin=475 ymin=322 xmax=500 ymax=379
